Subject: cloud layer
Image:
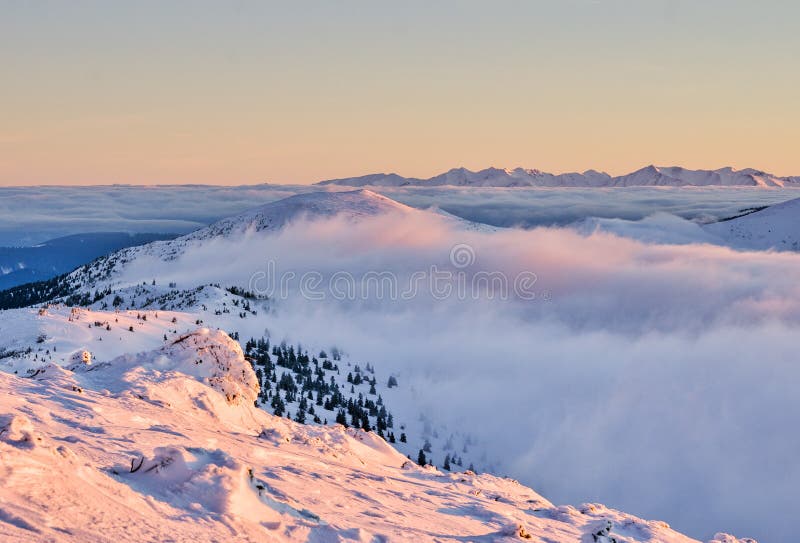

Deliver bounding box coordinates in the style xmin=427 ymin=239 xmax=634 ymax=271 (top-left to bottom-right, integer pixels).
xmin=2 ymin=184 xmax=798 ymax=246
xmin=113 ymin=209 xmax=800 ymax=542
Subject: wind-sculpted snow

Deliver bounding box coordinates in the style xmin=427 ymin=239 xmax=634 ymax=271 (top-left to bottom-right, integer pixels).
xmin=148 ymin=328 xmax=260 ymax=405
xmin=0 ymin=323 xmax=722 ymax=542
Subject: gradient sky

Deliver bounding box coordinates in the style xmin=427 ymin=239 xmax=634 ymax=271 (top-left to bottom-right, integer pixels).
xmin=2 ymin=0 xmax=799 ymax=185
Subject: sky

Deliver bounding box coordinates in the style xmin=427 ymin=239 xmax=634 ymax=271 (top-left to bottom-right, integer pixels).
xmin=2 ymin=0 xmax=799 ymax=185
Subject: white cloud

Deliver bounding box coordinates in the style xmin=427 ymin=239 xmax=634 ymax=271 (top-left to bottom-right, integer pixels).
xmin=2 ymin=184 xmax=798 ymax=246
xmin=112 ymin=209 xmax=800 ymax=541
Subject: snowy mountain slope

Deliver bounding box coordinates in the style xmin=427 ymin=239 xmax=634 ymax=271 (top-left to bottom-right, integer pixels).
xmin=0 ymin=232 xmax=177 ymax=290
xmin=703 ymin=197 xmax=800 ymax=251
xmin=0 ymin=189 xmax=489 ymax=310
xmin=0 ymin=321 xmax=744 ymax=542
xmin=184 ymin=189 xmax=415 ymax=241
xmin=85 ymin=190 xmax=417 ymax=272
xmin=0 ymin=302 xmax=487 ymax=478
xmin=318 ymin=166 xmax=800 ymax=188
xmin=0 ymin=305 xmax=202 ymax=374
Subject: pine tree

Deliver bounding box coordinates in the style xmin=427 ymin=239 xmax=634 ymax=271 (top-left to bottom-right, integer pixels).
xmin=271 ymin=394 xmax=285 ymax=417
xmin=443 ymin=454 xmax=451 ymax=471
xmin=417 ymin=449 xmax=427 ymax=466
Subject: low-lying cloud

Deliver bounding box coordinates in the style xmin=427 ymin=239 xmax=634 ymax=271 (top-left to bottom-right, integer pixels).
xmin=116 ymin=209 xmax=800 ymax=542
xmin=3 ymin=184 xmax=798 ymax=246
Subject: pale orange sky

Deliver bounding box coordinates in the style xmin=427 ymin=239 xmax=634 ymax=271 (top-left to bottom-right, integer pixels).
xmin=2 ymin=1 xmax=799 ymax=185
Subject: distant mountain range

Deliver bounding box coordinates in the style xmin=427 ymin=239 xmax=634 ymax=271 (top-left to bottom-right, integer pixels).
xmin=318 ymin=165 xmax=800 ymax=188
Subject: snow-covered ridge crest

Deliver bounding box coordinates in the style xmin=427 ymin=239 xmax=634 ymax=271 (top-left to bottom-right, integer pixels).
xmin=318 ymin=165 xmax=800 ymax=188
xmin=35 ymin=188 xmax=478 ymax=291
xmin=703 ymin=196 xmax=800 ymax=251
xmin=184 ymin=188 xmax=414 ymax=241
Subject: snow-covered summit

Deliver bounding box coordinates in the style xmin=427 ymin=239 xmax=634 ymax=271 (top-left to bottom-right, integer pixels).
xmin=185 ymin=189 xmax=414 ymax=241
xmin=317 ymin=166 xmax=800 ymax=188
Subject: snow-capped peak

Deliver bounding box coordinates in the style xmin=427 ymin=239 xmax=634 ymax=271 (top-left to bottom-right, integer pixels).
xmin=316 ymin=165 xmax=800 ymax=188
xmin=185 ymin=189 xmax=414 ymax=241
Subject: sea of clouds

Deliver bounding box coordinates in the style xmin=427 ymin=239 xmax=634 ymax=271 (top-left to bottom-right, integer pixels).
xmin=2 ymin=183 xmax=798 ymax=245
xmin=112 ymin=205 xmax=800 ymax=542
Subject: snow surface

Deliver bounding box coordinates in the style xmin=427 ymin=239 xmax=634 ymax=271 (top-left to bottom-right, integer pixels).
xmin=0 ymin=300 xmax=490 ymax=482
xmin=184 ymin=189 xmax=415 ymax=241
xmin=703 ymin=197 xmax=800 ymax=251
xmin=0 ymin=312 xmax=743 ymax=542
xmin=318 ymin=166 xmax=800 ymax=188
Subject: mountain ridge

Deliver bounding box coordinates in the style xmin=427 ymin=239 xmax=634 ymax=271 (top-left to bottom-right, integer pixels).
xmin=318 ymin=166 xmax=800 ymax=188
xmin=183 ymin=189 xmax=415 ymax=241
xmin=704 ymin=196 xmax=800 ymax=250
